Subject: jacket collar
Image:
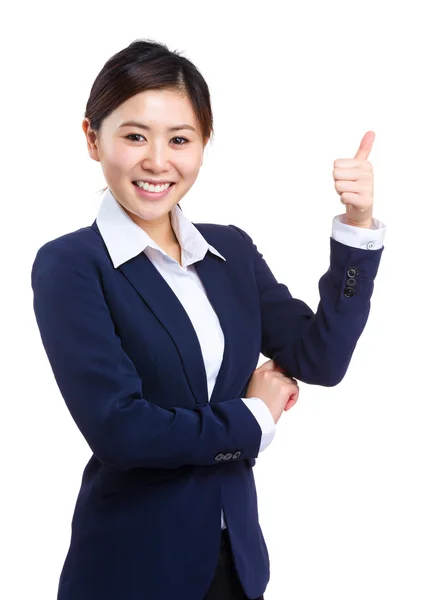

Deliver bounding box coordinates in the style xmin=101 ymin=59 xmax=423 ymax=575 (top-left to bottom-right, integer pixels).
xmin=95 ymin=187 xmax=226 ymax=268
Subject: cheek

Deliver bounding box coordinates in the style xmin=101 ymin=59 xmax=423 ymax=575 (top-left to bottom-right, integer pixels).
xmin=179 ymin=153 xmax=202 ymax=181
xmin=108 ymin=146 xmax=135 ymax=168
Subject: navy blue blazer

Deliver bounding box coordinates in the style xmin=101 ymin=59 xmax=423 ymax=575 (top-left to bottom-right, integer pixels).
xmin=31 ymin=219 xmax=383 ymax=600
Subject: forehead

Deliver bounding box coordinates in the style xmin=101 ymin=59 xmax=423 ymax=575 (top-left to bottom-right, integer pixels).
xmin=110 ymin=89 xmax=198 ymax=128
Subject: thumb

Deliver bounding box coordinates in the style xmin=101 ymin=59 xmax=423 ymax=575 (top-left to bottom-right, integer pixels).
xmin=354 ymin=130 xmax=375 ymax=161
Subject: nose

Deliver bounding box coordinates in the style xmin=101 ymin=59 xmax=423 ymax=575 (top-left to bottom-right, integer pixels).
xmin=141 ymin=140 xmax=171 ymax=173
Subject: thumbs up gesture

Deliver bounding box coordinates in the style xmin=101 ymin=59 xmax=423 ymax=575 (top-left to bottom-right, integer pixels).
xmin=332 ymin=131 xmax=375 ymax=228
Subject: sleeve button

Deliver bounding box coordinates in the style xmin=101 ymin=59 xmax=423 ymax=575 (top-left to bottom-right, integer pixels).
xmin=344 ymin=287 xmax=355 ymax=298
xmin=345 ymin=278 xmax=356 ymax=287
xmin=347 ymin=267 xmax=358 ymax=277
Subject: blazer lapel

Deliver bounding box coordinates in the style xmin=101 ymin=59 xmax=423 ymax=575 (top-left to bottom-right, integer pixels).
xmin=92 ymin=220 xmax=240 ymax=408
xmin=193 ymin=255 xmax=235 ymax=405
xmin=119 ymin=253 xmax=210 ymax=406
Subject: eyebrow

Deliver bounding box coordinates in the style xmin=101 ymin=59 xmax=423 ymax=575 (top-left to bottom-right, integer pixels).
xmin=118 ymin=120 xmax=197 ymax=133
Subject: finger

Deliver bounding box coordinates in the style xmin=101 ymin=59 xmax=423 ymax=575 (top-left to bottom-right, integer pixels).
xmin=284 ymin=391 xmax=299 ymax=411
xmin=334 ymin=158 xmax=370 ymax=168
xmin=353 ymin=130 xmax=375 ymax=161
xmin=282 ymin=373 xmax=298 ymax=385
xmin=335 ymin=180 xmax=364 ymax=193
xmin=333 ymin=168 xmax=372 ymax=181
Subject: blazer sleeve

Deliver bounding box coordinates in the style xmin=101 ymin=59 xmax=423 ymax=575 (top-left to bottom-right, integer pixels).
xmin=229 ymin=225 xmax=384 ymax=387
xmin=31 ymin=240 xmax=263 ymax=471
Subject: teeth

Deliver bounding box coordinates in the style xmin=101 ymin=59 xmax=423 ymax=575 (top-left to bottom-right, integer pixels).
xmin=134 ymin=181 xmax=171 ymax=192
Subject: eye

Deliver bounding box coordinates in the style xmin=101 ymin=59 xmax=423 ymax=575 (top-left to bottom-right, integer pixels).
xmin=125 ymin=134 xmax=189 ymax=145
xmin=126 ymin=134 xmax=145 ymax=142
xmin=171 ymin=136 xmax=189 ymax=145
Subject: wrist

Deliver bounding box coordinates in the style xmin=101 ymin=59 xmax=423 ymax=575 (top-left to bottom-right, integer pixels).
xmin=345 ymin=216 xmax=373 ymax=229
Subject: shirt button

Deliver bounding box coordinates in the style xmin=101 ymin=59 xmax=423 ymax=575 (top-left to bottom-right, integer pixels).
xmin=366 ymin=241 xmax=376 ymax=250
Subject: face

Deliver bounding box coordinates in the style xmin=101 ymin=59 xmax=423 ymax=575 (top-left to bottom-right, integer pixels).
xmin=82 ymin=88 xmax=207 ymax=242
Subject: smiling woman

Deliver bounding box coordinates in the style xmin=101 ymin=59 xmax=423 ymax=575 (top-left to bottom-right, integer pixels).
xmin=31 ymin=35 xmax=386 ymax=600
xmin=38 ymin=38 xmax=268 ymax=600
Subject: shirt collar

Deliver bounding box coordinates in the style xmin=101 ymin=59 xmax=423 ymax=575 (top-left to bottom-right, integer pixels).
xmin=95 ymin=187 xmax=226 ymax=268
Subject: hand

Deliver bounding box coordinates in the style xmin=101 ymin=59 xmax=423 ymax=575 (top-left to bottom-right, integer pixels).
xmin=246 ymin=359 xmax=300 ymax=424
xmin=269 ymin=362 xmax=300 ymax=410
xmin=271 ymin=362 xmax=299 ymax=411
xmin=332 ymin=130 xmax=375 ymax=228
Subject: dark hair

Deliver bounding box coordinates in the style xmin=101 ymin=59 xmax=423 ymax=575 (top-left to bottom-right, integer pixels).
xmin=84 ymin=38 xmax=215 ymax=211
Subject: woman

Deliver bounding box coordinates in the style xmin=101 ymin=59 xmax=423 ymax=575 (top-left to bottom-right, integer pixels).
xmin=31 ymin=39 xmax=385 ymax=600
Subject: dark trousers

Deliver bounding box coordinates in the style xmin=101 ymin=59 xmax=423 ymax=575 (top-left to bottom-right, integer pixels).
xmin=203 ymin=528 xmax=264 ymax=600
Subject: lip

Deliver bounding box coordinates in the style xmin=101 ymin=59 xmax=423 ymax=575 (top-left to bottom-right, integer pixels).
xmin=133 ymin=179 xmax=175 ymax=184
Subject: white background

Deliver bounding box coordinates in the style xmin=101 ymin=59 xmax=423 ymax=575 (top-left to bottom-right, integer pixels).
xmin=2 ymin=1 xmax=427 ymax=598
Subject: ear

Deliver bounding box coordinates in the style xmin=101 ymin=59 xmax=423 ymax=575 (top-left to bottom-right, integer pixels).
xmin=82 ymin=118 xmax=101 ymax=163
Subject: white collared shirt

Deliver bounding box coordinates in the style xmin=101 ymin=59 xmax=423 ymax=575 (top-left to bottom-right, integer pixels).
xmin=96 ymin=188 xmax=386 ymax=529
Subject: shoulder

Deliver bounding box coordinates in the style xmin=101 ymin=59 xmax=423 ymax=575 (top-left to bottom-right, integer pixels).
xmin=193 ymin=221 xmax=255 ymax=249
xmin=31 ymin=223 xmax=106 ymax=287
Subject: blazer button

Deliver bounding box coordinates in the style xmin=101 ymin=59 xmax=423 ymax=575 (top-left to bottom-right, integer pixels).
xmin=347 ymin=267 xmax=358 ymax=277
xmin=223 ymin=453 xmax=233 ymax=461
xmin=345 ymin=277 xmax=356 ymax=287
xmin=344 ymin=287 xmax=355 ymax=298
xmin=232 ymin=451 xmax=241 ymax=459
xmin=215 ymin=453 xmax=224 ymax=461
